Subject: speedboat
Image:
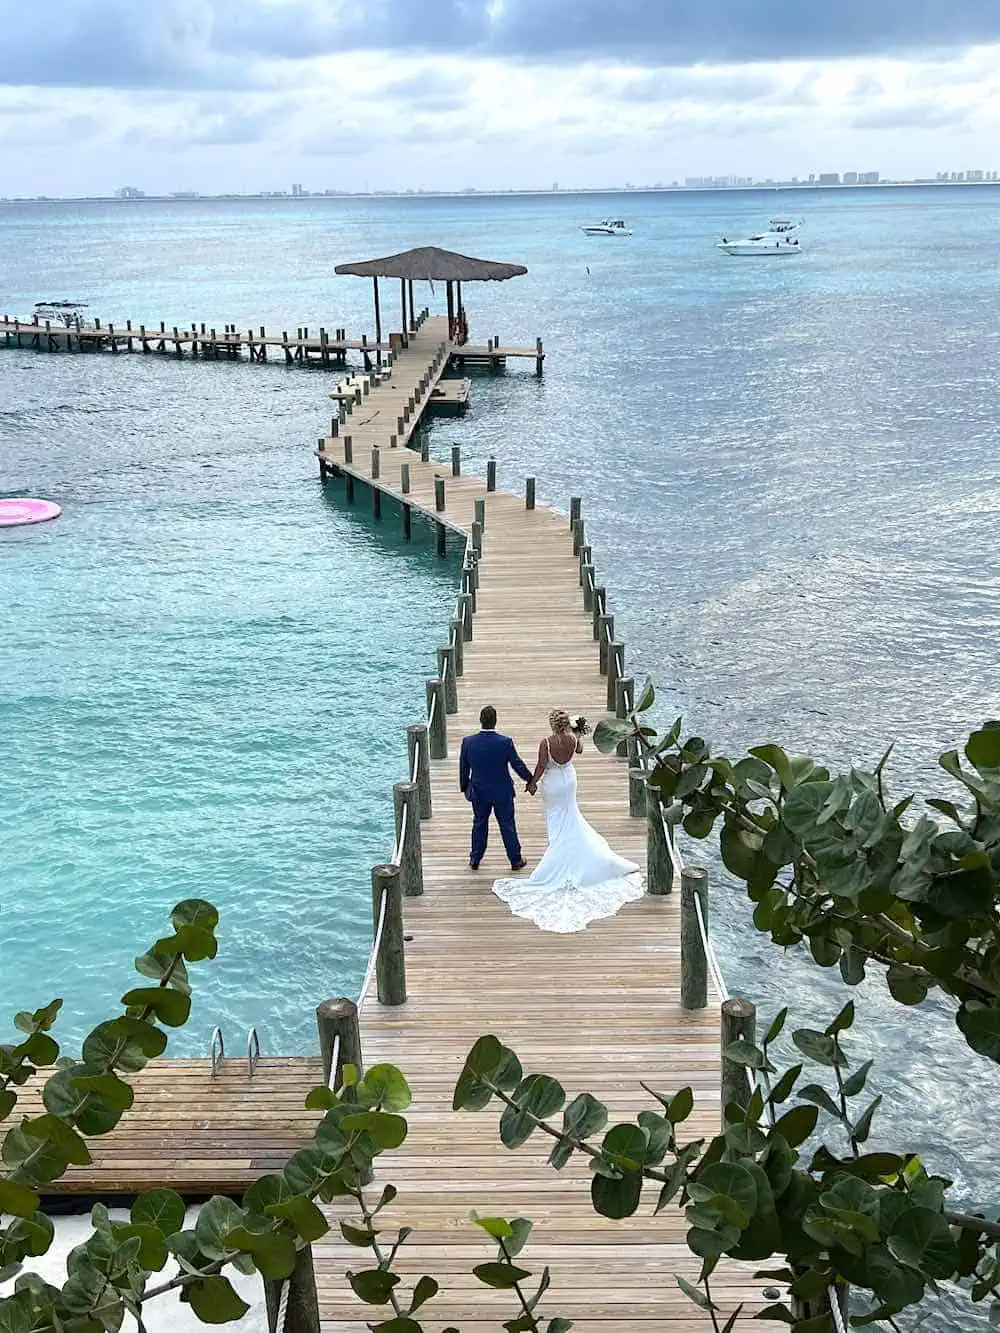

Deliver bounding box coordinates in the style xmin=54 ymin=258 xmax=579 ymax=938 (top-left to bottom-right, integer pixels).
xmin=717 ymin=219 xmax=803 ymax=257
xmin=582 ymin=218 xmax=632 ymax=236
xmin=33 ymin=300 xmax=94 ymax=328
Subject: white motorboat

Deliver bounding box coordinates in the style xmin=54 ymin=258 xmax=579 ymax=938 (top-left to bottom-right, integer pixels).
xmin=582 ymin=218 xmax=632 ymax=236
xmin=32 ymin=300 xmax=94 ymax=328
xmin=717 ymin=219 xmax=803 ymax=257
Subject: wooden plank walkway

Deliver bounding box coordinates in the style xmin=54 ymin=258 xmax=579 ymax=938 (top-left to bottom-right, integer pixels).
xmin=310 ymin=326 xmax=766 ymax=1328
xmin=13 ymin=1059 xmax=324 ymax=1197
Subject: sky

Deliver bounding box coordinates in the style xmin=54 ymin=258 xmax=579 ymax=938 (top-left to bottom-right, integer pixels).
xmin=2 ymin=0 xmax=1000 ymax=196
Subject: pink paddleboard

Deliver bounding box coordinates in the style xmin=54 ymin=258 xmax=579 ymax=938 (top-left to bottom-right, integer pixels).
xmin=0 ymin=498 xmax=62 ymax=527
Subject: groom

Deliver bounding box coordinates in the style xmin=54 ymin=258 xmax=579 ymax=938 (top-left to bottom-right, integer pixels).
xmin=459 ymin=705 xmax=535 ymax=871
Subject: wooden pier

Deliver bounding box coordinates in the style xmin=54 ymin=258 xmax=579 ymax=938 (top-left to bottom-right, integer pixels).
xmin=5 ymin=312 xmax=767 ymax=1329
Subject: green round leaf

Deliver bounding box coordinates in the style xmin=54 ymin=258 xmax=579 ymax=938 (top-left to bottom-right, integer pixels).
xmin=131 ymin=1188 xmax=186 ymax=1237
xmin=591 ymin=1169 xmax=642 ymax=1219
xmin=888 ymin=1206 xmax=960 ymax=1279
xmin=181 ymin=1275 xmax=250 ymax=1324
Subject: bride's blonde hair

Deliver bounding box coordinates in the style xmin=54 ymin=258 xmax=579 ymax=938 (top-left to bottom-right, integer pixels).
xmin=549 ymin=709 xmax=572 ymax=734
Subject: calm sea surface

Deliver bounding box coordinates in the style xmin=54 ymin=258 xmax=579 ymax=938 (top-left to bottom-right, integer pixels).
xmin=2 ymin=188 xmax=998 ymax=1323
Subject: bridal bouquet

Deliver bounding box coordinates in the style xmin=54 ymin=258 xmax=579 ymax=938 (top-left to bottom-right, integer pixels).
xmin=569 ymin=715 xmax=590 ymax=736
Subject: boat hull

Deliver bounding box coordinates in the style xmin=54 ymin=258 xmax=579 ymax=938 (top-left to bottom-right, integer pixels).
xmin=717 ymin=244 xmax=802 ymax=257
xmin=581 ymin=227 xmax=632 ymax=236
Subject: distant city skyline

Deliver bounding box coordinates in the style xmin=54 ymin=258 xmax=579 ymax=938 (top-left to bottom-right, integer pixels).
xmin=3 ymin=4 xmax=1000 ymax=198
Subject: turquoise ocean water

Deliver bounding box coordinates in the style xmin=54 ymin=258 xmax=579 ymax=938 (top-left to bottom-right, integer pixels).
xmin=2 ymin=189 xmax=999 ymax=1320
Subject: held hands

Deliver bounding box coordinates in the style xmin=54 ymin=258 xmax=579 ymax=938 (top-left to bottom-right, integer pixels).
xmin=526 ymin=780 xmax=538 ymax=796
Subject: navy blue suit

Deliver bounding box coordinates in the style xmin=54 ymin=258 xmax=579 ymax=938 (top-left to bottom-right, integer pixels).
xmin=459 ymin=729 xmax=533 ymax=867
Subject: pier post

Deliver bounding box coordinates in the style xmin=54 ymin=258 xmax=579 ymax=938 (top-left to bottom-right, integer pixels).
xmin=426 ymin=679 xmax=448 ymax=759
xmin=572 ymin=517 xmax=585 ymax=556
xmin=407 ymin=724 xmax=432 ymax=820
xmin=487 ymin=457 xmax=497 ymax=492
xmin=264 ymin=1247 xmax=321 ymax=1333
xmin=451 ymin=445 xmax=461 ymax=477
xmin=681 ymin=867 xmax=709 ymax=1012
xmin=393 ymin=785 xmax=424 ymax=899
xmin=435 ymin=477 xmax=446 ymax=512
xmin=371 ymin=445 xmax=380 ymax=479
xmin=525 ymin=477 xmax=536 ymax=510
xmin=569 ymin=496 xmax=582 ymax=529
xmin=402 ymin=505 xmax=412 ymax=541
xmin=450 ymin=618 xmax=464 ymax=676
xmin=462 ymin=564 xmax=477 ymax=614
xmin=615 ymin=676 xmax=634 ymax=757
xmin=459 ymin=592 xmax=474 ymax=642
xmin=607 ymin=640 xmax=623 ymax=710
xmin=579 ymin=544 xmax=592 ymax=586
xmin=535 ymin=337 xmax=544 ymax=376
xmin=317 ymin=997 xmax=362 ymax=1094
xmin=582 ymin=563 xmax=595 ymax=612
xmin=628 ymin=768 xmax=646 ymax=818
xmin=592 ymin=586 xmax=606 ymax=640
xmin=598 ymin=614 xmax=615 ymax=674
xmin=437 ymin=645 xmax=458 ymax=714
xmin=721 ymin=999 xmax=756 ymax=1125
xmin=471 ymin=521 xmax=483 ymax=556
xmin=646 ymin=783 xmax=673 ymax=896
xmin=401 ymin=463 xmax=411 ymax=495
xmin=474 ymin=497 xmax=486 ymax=530
xmin=373 ymin=487 xmax=382 ymax=520
xmin=791 ymin=1284 xmax=850 ymax=1327
xmin=344 ymin=436 xmax=353 ymax=465
xmin=436 ymin=523 xmax=447 ymax=557
xmin=371 ymin=864 xmax=407 ymax=1003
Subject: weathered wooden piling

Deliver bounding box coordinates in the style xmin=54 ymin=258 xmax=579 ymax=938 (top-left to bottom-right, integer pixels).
xmin=371 ymin=864 xmax=407 ymax=1003
xmin=487 ymin=457 xmax=497 ymax=492
xmin=525 ymin=477 xmax=536 ymax=510
xmin=680 ymin=866 xmax=709 ymax=1011
xmin=721 ymin=999 xmax=756 ymax=1125
xmin=392 ymin=784 xmax=424 ymax=899
xmin=426 ymin=679 xmax=447 ymax=758
xmin=438 ymin=644 xmax=458 ymax=714
xmin=317 ymin=997 xmax=362 ymax=1093
xmin=646 ymin=783 xmax=673 ymax=895
xmin=435 ymin=477 xmax=446 ymax=512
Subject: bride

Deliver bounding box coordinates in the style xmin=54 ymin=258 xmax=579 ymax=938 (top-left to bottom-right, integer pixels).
xmin=492 ymin=709 xmax=643 ymax=933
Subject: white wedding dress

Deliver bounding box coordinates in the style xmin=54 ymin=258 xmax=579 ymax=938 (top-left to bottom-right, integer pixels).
xmin=492 ymin=754 xmax=643 ymax=933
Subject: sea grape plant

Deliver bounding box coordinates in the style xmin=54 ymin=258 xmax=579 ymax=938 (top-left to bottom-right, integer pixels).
xmin=0 ymin=903 xmax=568 ymax=1333
xmin=455 ymin=1004 xmax=1000 ymax=1331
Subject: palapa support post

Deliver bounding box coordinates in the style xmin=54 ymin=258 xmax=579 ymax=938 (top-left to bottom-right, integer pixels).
xmin=437 ymin=645 xmax=458 ymax=714
xmin=680 ymin=866 xmax=709 ymax=1011
xmin=474 ymin=497 xmax=486 ymax=530
xmin=263 ymin=1244 xmax=321 ymax=1333
xmin=615 ymin=676 xmax=634 ymax=757
xmin=646 ymin=782 xmax=673 ymax=895
xmin=628 ymin=768 xmax=646 ymax=818
xmin=471 ymin=521 xmax=483 ymax=556
xmin=487 ymin=457 xmax=497 ymax=492
xmin=392 ymin=784 xmax=424 ymax=899
xmin=525 ymin=477 xmax=536 ymax=510
xmin=721 ymin=998 xmax=756 ymax=1125
xmin=371 ymin=863 xmax=406 ymax=1002
xmin=459 ymin=592 xmax=474 ymax=642
xmin=316 ymin=997 xmax=362 ymax=1094
xmin=450 ymin=618 xmax=465 ymax=676
xmin=607 ymin=640 xmax=623 ymax=711
xmin=582 ymin=563 xmax=595 ymax=612
xmin=426 ymin=679 xmax=447 ymax=759
xmin=435 ymin=477 xmax=446 ymax=512
xmin=569 ymin=496 xmax=582 ymax=529
xmin=598 ymin=613 xmax=615 ymax=674
xmin=451 ymin=444 xmax=461 ymax=477
xmin=592 ymin=586 xmax=607 ymax=640
xmin=407 ymin=724 xmax=432 ymax=820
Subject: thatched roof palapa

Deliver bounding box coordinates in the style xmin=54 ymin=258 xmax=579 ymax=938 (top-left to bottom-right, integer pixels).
xmin=334 ymin=245 xmax=527 ymax=283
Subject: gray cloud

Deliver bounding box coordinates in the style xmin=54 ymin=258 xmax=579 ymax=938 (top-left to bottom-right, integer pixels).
xmin=850 ymin=100 xmax=970 ymax=129
xmin=2 ymin=0 xmax=1000 ymax=90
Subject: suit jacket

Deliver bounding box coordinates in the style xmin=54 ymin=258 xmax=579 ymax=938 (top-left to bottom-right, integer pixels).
xmin=459 ymin=730 xmax=533 ymax=805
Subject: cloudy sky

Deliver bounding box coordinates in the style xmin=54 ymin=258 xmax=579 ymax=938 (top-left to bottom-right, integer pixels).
xmin=2 ymin=0 xmax=1000 ymax=196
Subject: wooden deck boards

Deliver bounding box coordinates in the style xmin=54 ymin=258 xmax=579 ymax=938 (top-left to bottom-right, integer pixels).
xmin=311 ymin=319 xmax=764 ymax=1327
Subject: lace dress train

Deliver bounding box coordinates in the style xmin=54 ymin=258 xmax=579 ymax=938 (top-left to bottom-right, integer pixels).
xmin=492 ymin=759 xmax=642 ymax=933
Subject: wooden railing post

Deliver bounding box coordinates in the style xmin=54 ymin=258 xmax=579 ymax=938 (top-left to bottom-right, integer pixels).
xmin=435 ymin=477 xmax=446 ymax=512
xmin=372 ymin=864 xmax=406 ymax=1002
xmin=459 ymin=592 xmax=474 ymax=642
xmin=450 ymin=617 xmax=465 ymax=676
xmin=607 ymin=640 xmax=623 ymax=710
xmin=316 ymin=997 xmax=362 ymax=1093
xmin=582 ymin=563 xmax=595 ymax=612
xmin=401 ymin=462 xmax=411 ymax=494
xmin=572 ymin=517 xmax=585 ymax=556
xmin=646 ymin=782 xmax=673 ymax=895
xmin=525 ymin=477 xmax=536 ymax=510
xmin=474 ymin=496 xmax=486 ymax=529
xmin=392 ymin=783 xmax=423 ymax=898
xmin=721 ymin=998 xmax=755 ymax=1127
xmin=426 ymin=679 xmax=447 ymax=758
xmin=471 ymin=520 xmax=483 ymax=556
xmin=598 ymin=613 xmax=615 ymax=674
xmin=628 ymin=768 xmax=646 ymax=817
xmin=438 ymin=644 xmax=458 ymax=713
xmin=451 ymin=444 xmax=461 ymax=476
xmin=569 ymin=496 xmax=582 ymax=528
xmin=592 ymin=586 xmax=606 ymax=640
xmin=487 ymin=457 xmax=497 ymax=492
xmin=579 ymin=543 xmax=591 ymax=586
xmin=680 ymin=867 xmax=709 ymax=1011
xmin=615 ymin=676 xmax=633 ymax=756
xmin=407 ymin=724 xmax=432 ymax=819
xmin=264 ymin=1245 xmax=321 ymax=1333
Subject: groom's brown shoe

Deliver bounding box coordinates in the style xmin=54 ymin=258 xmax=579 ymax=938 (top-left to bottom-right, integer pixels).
xmin=469 ymin=860 xmax=480 ymax=870
xmin=510 ymin=859 xmax=528 ymax=871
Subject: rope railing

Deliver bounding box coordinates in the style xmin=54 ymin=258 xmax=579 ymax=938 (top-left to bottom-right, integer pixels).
xmin=357 ymin=888 xmax=388 ymax=1007
xmin=327 ymin=1032 xmax=341 ymax=1091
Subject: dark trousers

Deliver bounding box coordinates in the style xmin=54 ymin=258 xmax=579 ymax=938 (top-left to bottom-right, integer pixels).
xmin=470 ymin=795 xmax=522 ymax=867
